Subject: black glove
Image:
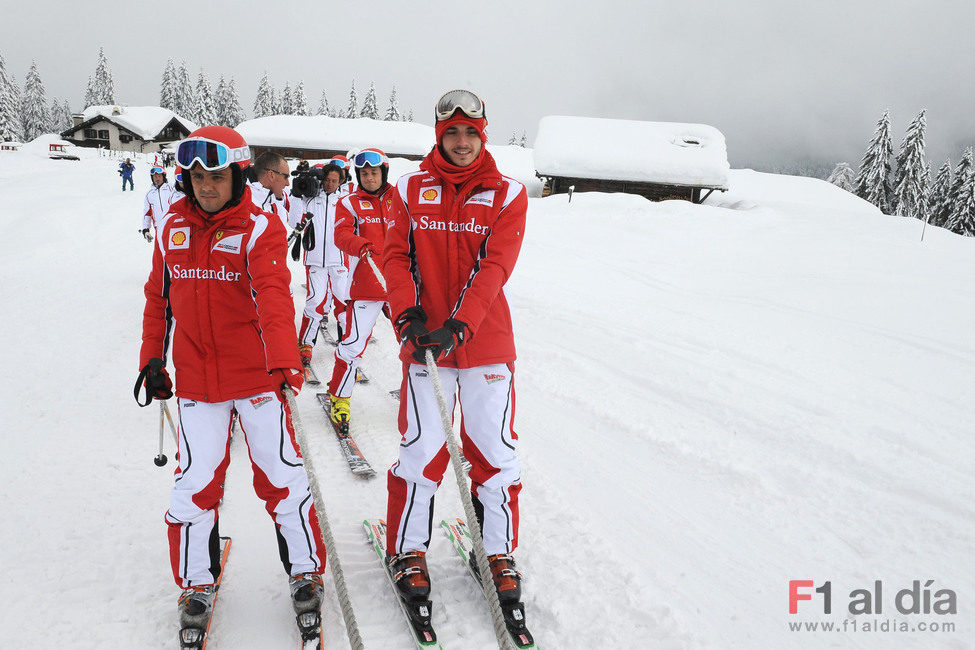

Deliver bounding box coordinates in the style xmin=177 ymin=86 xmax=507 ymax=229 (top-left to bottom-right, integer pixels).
xmin=293 ymin=212 xmax=312 ymax=233
xmin=395 ymin=306 xmax=428 ymax=345
xmin=134 ymin=357 xmax=173 ymax=406
xmin=413 ymin=318 xmax=467 ymax=364
xmin=141 ymin=228 xmax=153 ymax=242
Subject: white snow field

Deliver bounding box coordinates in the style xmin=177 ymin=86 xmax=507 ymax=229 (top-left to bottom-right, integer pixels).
xmin=1 ymin=141 xmax=972 ymax=650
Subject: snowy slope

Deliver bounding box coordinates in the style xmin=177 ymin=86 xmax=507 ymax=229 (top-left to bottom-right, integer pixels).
xmin=0 ymin=145 xmax=972 ymax=649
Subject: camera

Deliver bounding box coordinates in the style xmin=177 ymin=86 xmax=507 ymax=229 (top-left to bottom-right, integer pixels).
xmin=291 ymin=168 xmax=323 ymax=199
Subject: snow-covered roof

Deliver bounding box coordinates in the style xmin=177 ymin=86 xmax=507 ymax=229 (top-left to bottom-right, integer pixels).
xmin=533 ymin=116 xmax=730 ymax=189
xmin=80 ymin=105 xmax=198 ymax=140
xmin=236 ymin=115 xmax=435 ymax=157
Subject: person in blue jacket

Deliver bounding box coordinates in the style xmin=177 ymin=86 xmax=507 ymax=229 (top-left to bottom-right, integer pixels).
xmin=119 ymin=158 xmax=135 ymax=191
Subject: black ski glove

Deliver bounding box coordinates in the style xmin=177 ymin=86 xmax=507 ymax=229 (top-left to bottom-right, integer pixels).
xmin=413 ymin=318 xmax=468 ymax=364
xmin=293 ymin=212 xmax=312 ymax=233
xmin=395 ymin=306 xmax=428 ymax=346
xmin=141 ymin=228 xmax=153 ymax=242
xmin=134 ymin=357 xmax=173 ymax=406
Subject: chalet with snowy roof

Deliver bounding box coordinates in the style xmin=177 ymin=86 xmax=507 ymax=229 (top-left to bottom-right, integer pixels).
xmin=236 ymin=115 xmax=435 ymax=161
xmin=533 ymin=116 xmax=730 ymax=203
xmin=60 ymin=105 xmax=198 ymax=153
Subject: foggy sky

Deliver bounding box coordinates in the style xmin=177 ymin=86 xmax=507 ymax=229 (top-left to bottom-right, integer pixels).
xmin=3 ymin=0 xmax=973 ymax=172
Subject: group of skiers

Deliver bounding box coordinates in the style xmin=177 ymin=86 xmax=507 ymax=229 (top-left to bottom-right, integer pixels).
xmin=134 ymin=89 xmax=529 ymax=645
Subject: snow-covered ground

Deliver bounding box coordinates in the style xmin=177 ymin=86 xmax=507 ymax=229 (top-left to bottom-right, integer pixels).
xmin=1 ymin=142 xmax=972 ymax=649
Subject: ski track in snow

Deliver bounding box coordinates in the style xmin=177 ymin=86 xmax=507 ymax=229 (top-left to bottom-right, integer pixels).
xmin=1 ymin=148 xmax=973 ymax=649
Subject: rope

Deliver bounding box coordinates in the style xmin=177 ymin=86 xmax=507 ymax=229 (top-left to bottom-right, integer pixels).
xmin=425 ymin=350 xmax=515 ymax=650
xmin=370 ymin=252 xmax=513 ymax=649
xmin=284 ymin=388 xmax=365 ymax=650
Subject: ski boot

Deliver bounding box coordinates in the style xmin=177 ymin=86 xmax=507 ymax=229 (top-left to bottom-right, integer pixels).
xmin=470 ymin=552 xmax=522 ymax=604
xmin=329 ymin=394 xmax=350 ymax=433
xmin=388 ymin=550 xmax=431 ymax=601
xmin=289 ymin=573 xmax=324 ymax=646
xmin=178 ymin=585 xmax=217 ymax=648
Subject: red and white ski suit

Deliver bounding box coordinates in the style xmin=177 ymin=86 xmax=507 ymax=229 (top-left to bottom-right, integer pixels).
xmin=327 ymin=183 xmax=394 ymax=398
xmin=140 ymin=187 xmax=325 ymax=587
xmin=382 ymin=156 xmax=528 ymax=556
xmin=141 ymin=182 xmax=181 ymax=231
xmin=298 ymin=189 xmax=349 ymax=347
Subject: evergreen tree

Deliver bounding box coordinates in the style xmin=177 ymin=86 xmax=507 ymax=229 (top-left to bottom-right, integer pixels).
xmin=293 ymin=81 xmax=308 ymax=116
xmin=892 ymin=110 xmax=928 ymax=219
xmin=195 ymin=70 xmax=215 ymax=125
xmin=0 ymin=54 xmax=24 ymax=142
xmin=360 ymin=81 xmax=379 ymax=119
xmin=160 ymin=59 xmax=177 ymax=111
xmin=176 ymin=61 xmax=195 ymax=119
xmin=49 ymin=97 xmax=73 ymax=133
xmin=926 ymin=158 xmax=953 ymax=227
xmin=87 ymin=47 xmax=116 ymax=106
xmin=827 ymin=162 xmax=857 ymax=192
xmin=21 ymin=61 xmax=49 ymax=140
xmin=406 ymin=108 xmax=414 ymax=122
xmin=253 ymin=72 xmax=275 ymax=118
xmin=281 ymin=82 xmax=293 ymax=115
xmin=854 ymin=110 xmax=894 ymax=213
xmin=224 ymin=78 xmax=244 ymax=126
xmin=520 ymin=131 xmax=528 ymax=148
xmin=346 ymin=80 xmax=358 ymax=119
xmin=508 ymin=132 xmax=518 ymax=145
xmin=944 ymin=148 xmax=975 ymax=235
xmin=317 ymin=89 xmax=330 ymax=116
xmin=214 ymin=76 xmax=228 ymax=125
xmin=384 ymin=85 xmax=401 ymax=121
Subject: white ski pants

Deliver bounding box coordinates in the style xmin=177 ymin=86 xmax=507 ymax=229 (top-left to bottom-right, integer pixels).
xmin=386 ymin=362 xmax=522 ymax=556
xmin=165 ymin=391 xmax=326 ymax=588
xmin=299 ymin=265 xmax=349 ymax=346
xmin=327 ymin=300 xmax=385 ymax=398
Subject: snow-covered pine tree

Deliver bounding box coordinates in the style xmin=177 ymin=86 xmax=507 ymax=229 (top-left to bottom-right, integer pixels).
xmin=854 ymin=110 xmax=894 ymax=213
xmin=89 ymin=47 xmax=115 ymax=106
xmin=360 ymin=82 xmax=379 ymax=119
xmin=225 ymin=78 xmax=244 ymax=126
xmin=508 ymin=132 xmax=518 ymax=145
xmin=892 ymin=110 xmax=928 ymax=219
xmin=0 ymin=54 xmax=24 ymax=142
xmin=176 ymin=61 xmax=195 ymax=119
xmin=293 ymin=81 xmax=308 ymax=116
xmin=21 ymin=61 xmax=49 ymax=140
xmin=160 ymin=59 xmax=177 ymax=112
xmin=384 ymin=85 xmax=401 ymax=121
xmin=317 ymin=90 xmax=330 ymax=116
xmin=253 ymin=72 xmax=274 ymax=118
xmin=827 ymin=162 xmax=857 ymax=192
xmin=48 ymin=97 xmax=73 ymax=133
xmin=83 ymin=75 xmax=96 ymax=109
xmin=346 ymin=80 xmax=358 ymax=119
xmin=281 ymin=82 xmax=293 ymax=115
xmin=926 ymin=158 xmax=953 ymax=227
xmin=195 ymin=70 xmax=216 ymax=126
xmin=213 ymin=76 xmax=228 ymax=125
xmin=520 ymin=131 xmax=528 ymax=147
xmin=406 ymin=108 xmax=414 ymax=122
xmin=944 ymin=148 xmax=975 ymax=235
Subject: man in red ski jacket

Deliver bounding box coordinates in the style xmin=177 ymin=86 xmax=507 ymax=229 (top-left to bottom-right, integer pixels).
xmin=137 ymin=126 xmax=326 ymax=639
xmin=325 ymin=148 xmax=395 ymax=426
xmin=382 ymin=90 xmax=529 ymax=609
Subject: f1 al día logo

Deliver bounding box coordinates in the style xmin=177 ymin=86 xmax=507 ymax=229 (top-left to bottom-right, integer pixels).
xmin=788 ymin=579 xmax=958 ymax=635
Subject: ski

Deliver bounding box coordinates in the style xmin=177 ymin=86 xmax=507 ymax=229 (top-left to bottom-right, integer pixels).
xmin=179 ymin=536 xmax=232 ymax=650
xmin=318 ymin=323 xmax=338 ymax=347
xmin=314 ymin=393 xmax=376 ymax=477
xmin=363 ymin=519 xmax=441 ymax=649
xmin=440 ymin=519 xmax=536 ymax=649
xmin=302 ymin=363 xmax=321 ymax=385
xmin=355 ymin=367 xmax=369 ymax=383
xmin=296 ymin=605 xmax=324 ymax=650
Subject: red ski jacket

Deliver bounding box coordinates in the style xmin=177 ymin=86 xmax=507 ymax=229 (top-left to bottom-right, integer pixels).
xmin=140 ymin=187 xmax=300 ymax=402
xmin=383 ymin=165 xmax=528 ymax=368
xmin=333 ymin=183 xmax=394 ymax=302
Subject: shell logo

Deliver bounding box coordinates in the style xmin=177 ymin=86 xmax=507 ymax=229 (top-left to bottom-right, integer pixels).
xmin=360 ymin=200 xmax=373 ymax=210
xmin=172 ymin=231 xmax=186 ymax=246
xmin=422 ymin=189 xmax=438 ymax=201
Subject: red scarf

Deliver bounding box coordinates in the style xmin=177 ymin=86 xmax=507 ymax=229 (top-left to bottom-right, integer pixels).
xmin=420 ymin=145 xmax=501 ymax=190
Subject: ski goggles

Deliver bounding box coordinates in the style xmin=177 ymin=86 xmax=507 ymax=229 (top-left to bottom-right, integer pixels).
xmin=435 ymin=89 xmax=485 ymax=122
xmin=150 ymin=166 xmax=165 ymax=175
xmin=329 ymin=158 xmax=349 ymax=169
xmin=354 ymin=150 xmax=388 ymax=168
xmin=176 ymin=137 xmax=250 ymax=171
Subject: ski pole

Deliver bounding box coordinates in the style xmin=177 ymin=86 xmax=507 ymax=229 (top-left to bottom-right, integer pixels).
xmin=365 ymin=253 xmax=387 ymax=293
xmin=283 ymin=387 xmax=364 ymax=650
xmin=161 ymin=401 xmax=178 ymax=444
xmin=424 ymin=350 xmax=515 ymax=650
xmin=154 ymin=402 xmax=168 ymax=467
